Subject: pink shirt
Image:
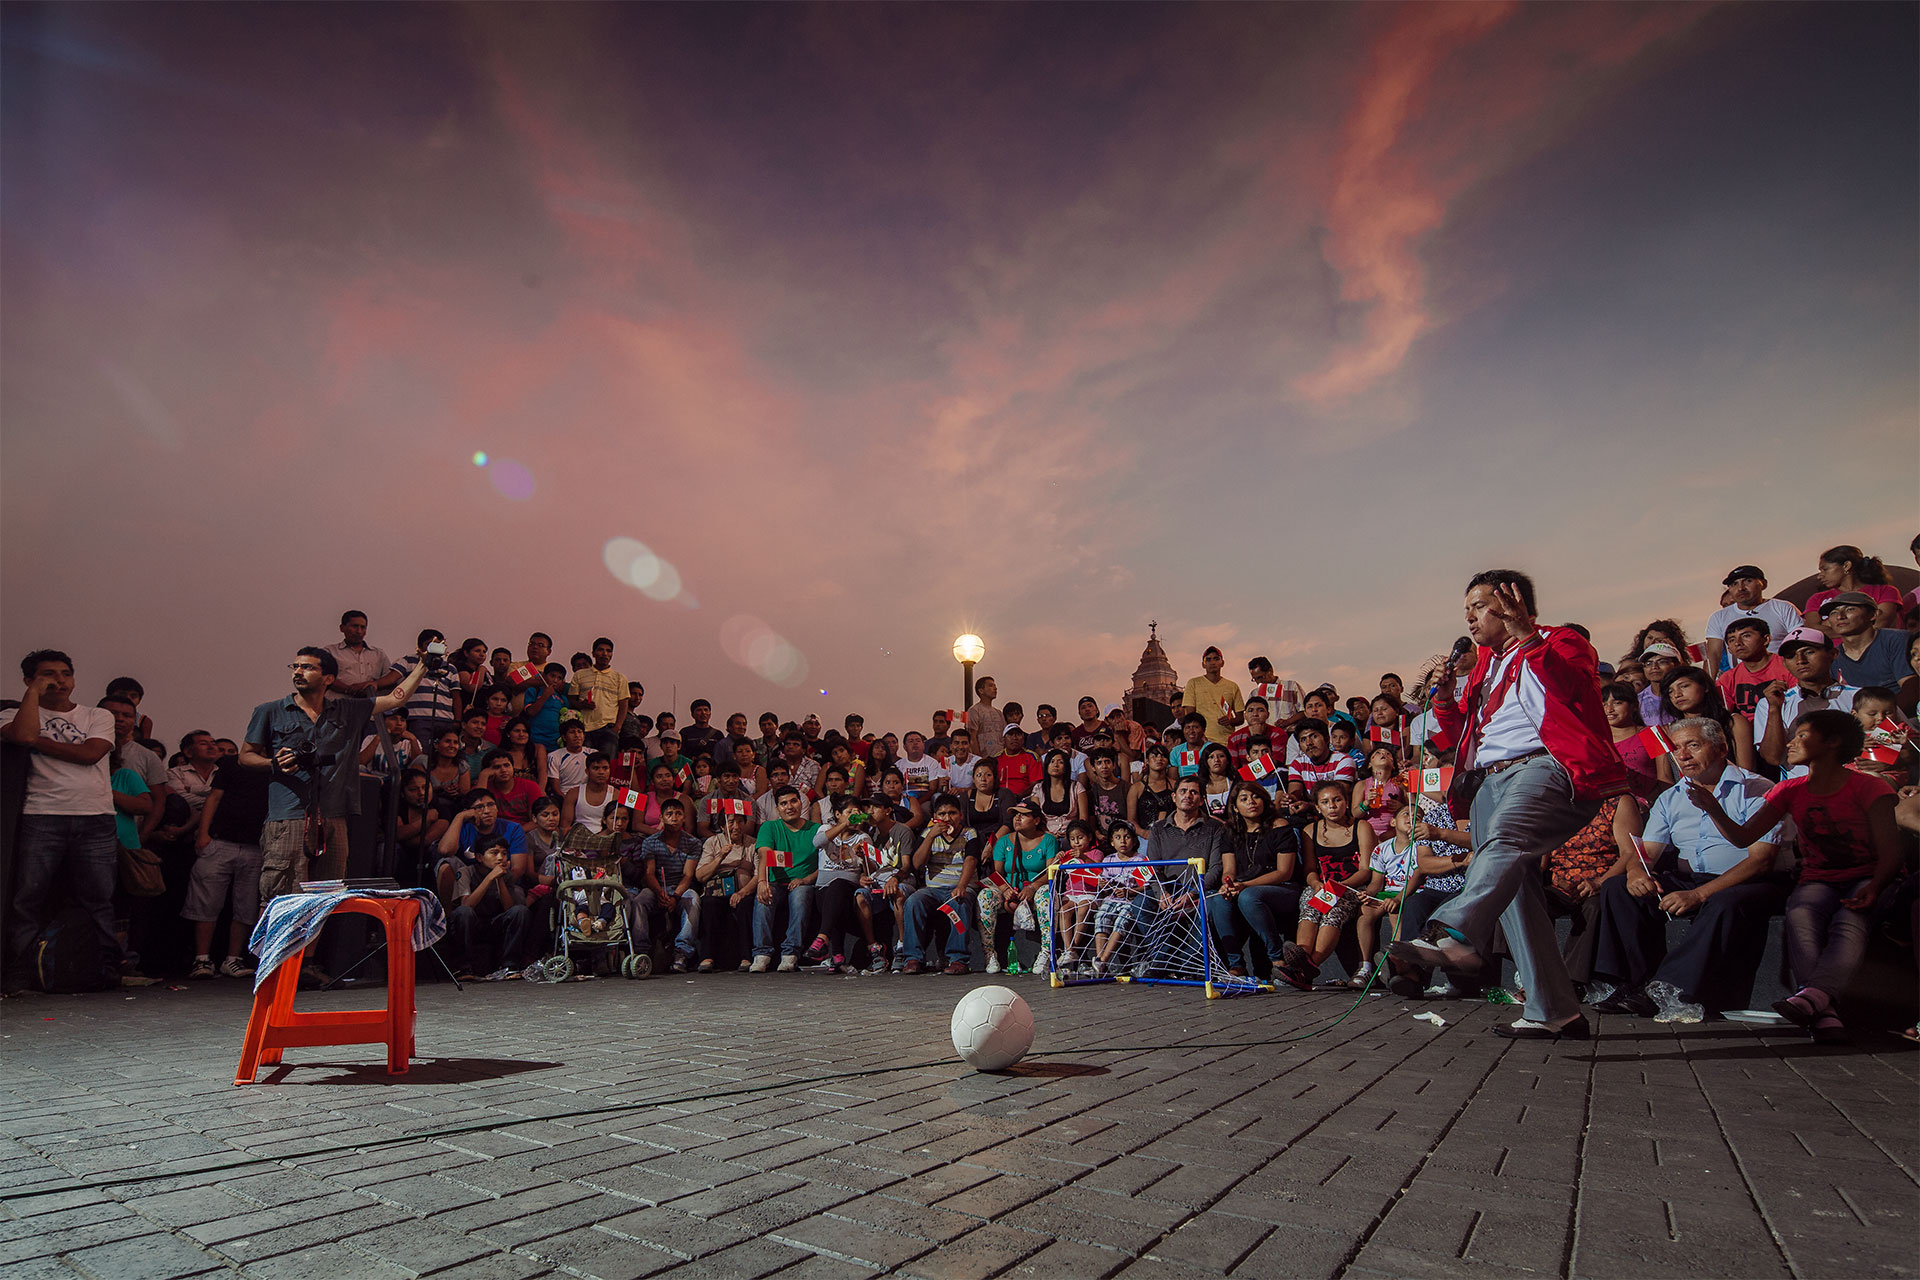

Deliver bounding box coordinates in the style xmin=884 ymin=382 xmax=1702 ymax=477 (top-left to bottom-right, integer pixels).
xmin=1764 ymin=771 xmax=1893 ymax=883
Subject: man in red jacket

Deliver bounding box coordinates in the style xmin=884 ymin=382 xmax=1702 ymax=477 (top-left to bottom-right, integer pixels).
xmin=1391 ymin=570 xmax=1627 ymax=1041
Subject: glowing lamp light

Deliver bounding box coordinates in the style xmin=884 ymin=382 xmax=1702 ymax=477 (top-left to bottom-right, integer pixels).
xmin=953 ymin=634 xmax=986 ymax=665
xmin=472 ymin=451 xmax=489 ymax=466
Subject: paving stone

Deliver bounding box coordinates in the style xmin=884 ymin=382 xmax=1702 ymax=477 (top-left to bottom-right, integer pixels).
xmin=65 ymin=1228 xmax=232 ymax=1277
xmin=770 ymin=1214 xmax=939 ymax=1270
xmin=594 ymin=1205 xmax=757 ymax=1259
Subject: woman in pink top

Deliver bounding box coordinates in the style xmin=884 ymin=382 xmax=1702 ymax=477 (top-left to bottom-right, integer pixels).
xmin=1688 ymin=709 xmax=1898 ymax=1046
xmin=1804 ymin=544 xmax=1902 ymax=631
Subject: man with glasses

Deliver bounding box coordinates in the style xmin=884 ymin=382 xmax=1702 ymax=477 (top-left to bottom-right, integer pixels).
xmin=243 ymin=646 xmax=427 ymax=905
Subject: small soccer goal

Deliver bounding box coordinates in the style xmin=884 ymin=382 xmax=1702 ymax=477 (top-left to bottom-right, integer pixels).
xmin=1043 ymin=858 xmax=1261 ymax=998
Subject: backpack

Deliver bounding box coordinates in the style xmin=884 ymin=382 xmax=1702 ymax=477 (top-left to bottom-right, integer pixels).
xmin=34 ymin=906 xmax=116 ymax=993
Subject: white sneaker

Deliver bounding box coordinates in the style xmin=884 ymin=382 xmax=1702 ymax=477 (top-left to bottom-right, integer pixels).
xmin=1347 ymin=963 xmax=1374 ymax=988
xmin=1058 ymin=949 xmax=1076 ymax=966
xmin=219 ymin=956 xmax=254 ymax=979
xmin=749 ymin=956 xmax=771 ymax=973
xmin=1033 ymin=952 xmax=1050 ymax=975
xmin=986 ymin=953 xmax=1002 ymax=974
xmin=777 ymin=955 xmax=798 ymax=972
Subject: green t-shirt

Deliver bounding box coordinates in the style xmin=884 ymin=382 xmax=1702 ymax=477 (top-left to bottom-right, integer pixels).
xmin=111 ymin=767 xmax=148 ymax=849
xmin=992 ymin=832 xmax=1058 ymax=888
xmin=756 ymin=818 xmax=820 ymax=885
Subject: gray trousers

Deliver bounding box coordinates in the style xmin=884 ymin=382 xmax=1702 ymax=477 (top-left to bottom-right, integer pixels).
xmin=1431 ymin=756 xmax=1599 ymax=1024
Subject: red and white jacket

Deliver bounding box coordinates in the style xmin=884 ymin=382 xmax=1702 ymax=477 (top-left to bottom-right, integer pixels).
xmin=1431 ymin=625 xmax=1628 ymax=805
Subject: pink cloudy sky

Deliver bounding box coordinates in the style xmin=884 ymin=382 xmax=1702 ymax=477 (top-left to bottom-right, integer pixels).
xmin=3 ymin=2 xmax=1915 ymax=745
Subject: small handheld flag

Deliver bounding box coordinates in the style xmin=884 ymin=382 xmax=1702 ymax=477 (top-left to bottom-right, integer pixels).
xmin=1171 ymin=744 xmax=1200 ymax=775
xmin=983 ymin=870 xmax=1012 ymax=894
xmin=508 ymin=662 xmax=539 ymax=687
xmin=1632 ymin=725 xmax=1676 ymax=758
xmin=1403 ymin=766 xmax=1454 ymax=797
xmin=764 ymin=847 xmax=794 ymax=869
xmin=1366 ymin=723 xmax=1404 ymax=748
xmin=618 ymin=787 xmax=644 ymax=809
xmin=707 ymin=797 xmax=753 ymax=817
xmin=1238 ymin=753 xmax=1280 ymax=783
xmin=939 ymin=901 xmax=968 ymax=934
xmin=1305 ymin=886 xmax=1343 ymax=917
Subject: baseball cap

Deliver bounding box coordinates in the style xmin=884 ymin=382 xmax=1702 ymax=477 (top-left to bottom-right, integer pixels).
xmin=1778 ymin=626 xmax=1835 ymax=655
xmin=1008 ymin=798 xmax=1043 ymax=819
xmin=1104 ymin=703 xmax=1124 ymax=717
xmin=1721 ymin=565 xmax=1765 ymax=585
xmin=1638 ymin=642 xmax=1683 ymax=661
xmin=1002 ymin=723 xmax=1027 ymax=737
xmin=658 ymin=729 xmax=681 ymax=742
xmin=1817 ymin=590 xmax=1876 ymax=618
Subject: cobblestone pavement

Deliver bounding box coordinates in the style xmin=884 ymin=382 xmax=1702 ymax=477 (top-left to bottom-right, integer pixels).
xmin=1 ymin=971 xmax=1914 ymax=1279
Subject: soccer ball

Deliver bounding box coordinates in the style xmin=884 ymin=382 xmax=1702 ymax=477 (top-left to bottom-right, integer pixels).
xmin=950 ymin=985 xmax=1034 ymax=1072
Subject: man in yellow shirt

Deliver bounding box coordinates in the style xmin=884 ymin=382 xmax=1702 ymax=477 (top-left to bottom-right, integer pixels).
xmin=571 ymin=636 xmax=629 ymax=753
xmin=1181 ymin=646 xmax=1243 ymax=747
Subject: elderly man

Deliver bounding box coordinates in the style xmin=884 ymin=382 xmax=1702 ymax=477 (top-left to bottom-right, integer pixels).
xmin=1589 ymin=718 xmax=1786 ymax=1022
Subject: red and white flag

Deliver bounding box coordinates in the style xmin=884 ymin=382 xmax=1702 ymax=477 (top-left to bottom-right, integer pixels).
xmin=939 ymin=901 xmax=968 ymax=934
xmin=1629 ymin=834 xmax=1659 ymax=876
xmin=764 ymin=847 xmax=794 ymax=869
xmin=1305 ymin=886 xmax=1343 ymax=917
xmin=707 ymin=797 xmax=753 ymax=818
xmin=1633 ymin=725 xmax=1676 ymax=758
xmin=1239 ymin=753 xmax=1280 ymax=783
xmin=983 ymin=870 xmax=1012 ymax=894
xmin=508 ymin=662 xmax=539 ymax=687
xmin=1685 ymin=644 xmax=1705 ymax=664
xmin=617 ymin=787 xmax=645 ymax=809
xmin=1366 ymin=723 xmax=1404 ymax=748
xmin=1403 ymin=766 xmax=1454 ymax=797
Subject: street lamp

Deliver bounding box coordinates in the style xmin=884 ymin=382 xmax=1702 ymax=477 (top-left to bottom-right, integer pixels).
xmin=953 ymin=634 xmax=985 ymax=711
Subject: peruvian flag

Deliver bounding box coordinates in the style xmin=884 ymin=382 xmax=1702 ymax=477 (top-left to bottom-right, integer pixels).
xmin=983 ymin=870 xmax=1012 ymax=894
xmin=764 ymin=847 xmax=794 ymax=869
xmin=1633 ymin=725 xmax=1676 ymax=758
xmin=707 ymin=797 xmax=753 ymax=818
xmin=1685 ymin=644 xmax=1705 ymax=664
xmin=1426 ymin=724 xmax=1455 ymax=753
xmin=1239 ymin=753 xmax=1280 ymax=783
xmin=1171 ymin=744 xmax=1200 ymax=774
xmin=507 ymin=662 xmax=539 ymax=687
xmin=1403 ymin=766 xmax=1453 ymax=797
xmin=1366 ymin=723 xmax=1404 ymax=748
xmin=1251 ymin=681 xmax=1302 ymax=716
xmin=1861 ymin=744 xmax=1902 ymax=765
xmin=1064 ymin=866 xmax=1102 ymax=895
xmin=1305 ymin=886 xmax=1343 ymax=917
xmin=617 ymin=787 xmax=645 ymax=809
xmin=939 ymin=901 xmax=968 ymax=933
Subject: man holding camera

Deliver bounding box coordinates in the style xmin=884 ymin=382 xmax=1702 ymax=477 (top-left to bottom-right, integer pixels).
xmin=242 ymin=645 xmax=427 ymax=903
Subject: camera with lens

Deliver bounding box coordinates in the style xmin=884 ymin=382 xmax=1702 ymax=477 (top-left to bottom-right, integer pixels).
xmin=286 ymin=743 xmax=338 ymax=773
xmin=423 ymin=640 xmax=449 ymax=673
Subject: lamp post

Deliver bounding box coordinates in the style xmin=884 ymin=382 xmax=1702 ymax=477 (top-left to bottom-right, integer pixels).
xmin=953 ymin=634 xmax=985 ymax=712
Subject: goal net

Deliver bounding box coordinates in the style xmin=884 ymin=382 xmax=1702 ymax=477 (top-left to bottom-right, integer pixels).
xmin=1043 ymin=858 xmax=1260 ymax=998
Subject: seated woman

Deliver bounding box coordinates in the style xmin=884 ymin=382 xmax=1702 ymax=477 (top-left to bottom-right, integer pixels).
xmin=1603 ymin=681 xmax=1669 ymax=803
xmin=1206 ymin=784 xmax=1305 ymax=982
xmin=695 ymin=811 xmax=760 ymax=972
xmin=984 ymin=801 xmax=1060 ymax=975
xmin=1540 ymin=795 xmax=1643 ymax=995
xmin=1293 ymin=781 xmax=1376 ymax=983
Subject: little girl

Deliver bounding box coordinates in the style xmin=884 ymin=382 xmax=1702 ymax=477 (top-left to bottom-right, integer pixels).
xmin=1353 ymin=747 xmax=1406 ymax=840
xmin=1688 ymin=709 xmax=1899 ymax=1044
xmin=481 ymin=687 xmax=512 ymax=746
xmin=1352 ymin=806 xmax=1420 ymax=987
xmin=1090 ymin=824 xmax=1147 ymax=978
xmin=1055 ymin=821 xmax=1103 ymax=969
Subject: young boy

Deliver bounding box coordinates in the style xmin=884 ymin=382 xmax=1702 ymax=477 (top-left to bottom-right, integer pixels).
xmin=1687 ymin=709 xmax=1899 ymax=1044
xmin=1285 ymin=718 xmax=1355 ymax=815
xmin=1849 ymin=687 xmax=1913 ymax=784
xmin=1715 ymin=618 xmax=1790 ymax=722
xmin=1328 ymin=722 xmax=1367 ymax=773
xmin=1353 ymin=806 xmax=1421 ymax=988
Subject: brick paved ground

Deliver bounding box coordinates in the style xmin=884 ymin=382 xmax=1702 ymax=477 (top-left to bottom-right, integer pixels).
xmin=1 ymin=972 xmax=1914 ymax=1279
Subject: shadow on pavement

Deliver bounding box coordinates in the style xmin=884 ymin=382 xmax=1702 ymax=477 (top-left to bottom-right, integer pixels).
xmin=255 ymin=1056 xmax=560 ymax=1085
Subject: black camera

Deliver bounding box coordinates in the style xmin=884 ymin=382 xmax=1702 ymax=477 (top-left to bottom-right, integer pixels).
xmin=422 ymin=640 xmax=449 ymax=673
xmin=287 ymin=743 xmax=338 ymax=773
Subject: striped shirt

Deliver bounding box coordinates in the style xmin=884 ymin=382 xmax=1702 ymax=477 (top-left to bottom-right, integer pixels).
xmin=1289 ymin=753 xmax=1356 ymax=792
xmin=390 ymin=654 xmax=461 ymax=726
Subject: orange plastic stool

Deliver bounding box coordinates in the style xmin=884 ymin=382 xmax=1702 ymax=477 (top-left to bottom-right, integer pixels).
xmin=235 ymin=896 xmax=420 ymax=1084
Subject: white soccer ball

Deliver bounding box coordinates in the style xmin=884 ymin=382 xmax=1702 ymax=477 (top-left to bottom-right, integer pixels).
xmin=950 ymin=985 xmax=1035 ymax=1072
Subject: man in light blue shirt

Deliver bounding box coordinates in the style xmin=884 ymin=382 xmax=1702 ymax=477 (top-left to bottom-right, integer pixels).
xmin=1590 ymin=718 xmax=1788 ymax=1021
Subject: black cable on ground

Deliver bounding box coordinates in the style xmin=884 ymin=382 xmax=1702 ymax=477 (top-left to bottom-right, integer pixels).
xmin=1 ymin=983 xmax=1398 ymax=1205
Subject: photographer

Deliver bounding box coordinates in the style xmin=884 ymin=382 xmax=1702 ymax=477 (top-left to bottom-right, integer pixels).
xmin=241 ymin=645 xmax=427 ymax=903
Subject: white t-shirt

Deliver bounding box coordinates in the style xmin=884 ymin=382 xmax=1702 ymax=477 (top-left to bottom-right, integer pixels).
xmin=897 ymin=755 xmax=944 ymax=792
xmin=946 ymin=754 xmax=985 ymax=790
xmin=1704 ymin=599 xmax=1804 ymax=653
xmin=1754 ymin=685 xmax=1855 ymax=781
xmin=549 ymin=747 xmax=589 ymax=794
xmin=0 ymin=705 xmax=114 ymax=815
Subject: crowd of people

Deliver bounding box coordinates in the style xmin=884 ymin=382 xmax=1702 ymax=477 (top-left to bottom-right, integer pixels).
xmin=4 ymin=540 xmax=1917 ymax=1043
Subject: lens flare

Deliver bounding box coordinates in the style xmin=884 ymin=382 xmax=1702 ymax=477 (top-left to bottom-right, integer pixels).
xmin=602 ymin=536 xmax=685 ymax=604
xmin=720 ymin=614 xmax=809 ymax=688
xmin=488 ymin=458 xmax=535 ymax=501
xmin=472 ymin=451 xmax=489 ymax=466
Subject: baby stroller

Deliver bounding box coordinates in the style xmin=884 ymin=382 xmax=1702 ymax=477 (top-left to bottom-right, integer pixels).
xmin=536 ymin=829 xmax=649 ymax=981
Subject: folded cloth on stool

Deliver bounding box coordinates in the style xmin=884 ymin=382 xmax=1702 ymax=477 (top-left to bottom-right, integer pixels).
xmin=248 ymin=889 xmax=447 ymax=991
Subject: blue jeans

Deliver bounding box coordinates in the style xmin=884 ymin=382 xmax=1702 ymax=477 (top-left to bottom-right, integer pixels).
xmin=1206 ymin=884 xmax=1300 ymax=973
xmin=1784 ymin=878 xmax=1872 ymax=998
xmin=903 ymin=886 xmax=975 ymax=964
xmin=753 ymin=883 xmax=816 ymax=958
xmin=1431 ymin=757 xmax=1597 ymax=1025
xmin=6 ymin=814 xmax=121 ymax=987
